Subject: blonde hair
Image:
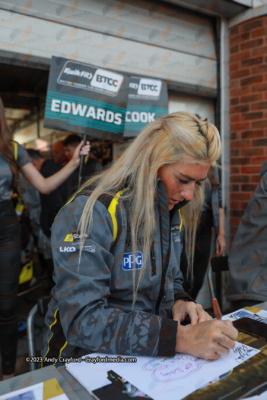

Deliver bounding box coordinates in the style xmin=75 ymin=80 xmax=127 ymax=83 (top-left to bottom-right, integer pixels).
xmin=78 ymin=112 xmax=221 ymax=305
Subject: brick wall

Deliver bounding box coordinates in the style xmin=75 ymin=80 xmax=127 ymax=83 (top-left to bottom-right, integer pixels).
xmin=229 ymin=15 xmax=267 ymax=242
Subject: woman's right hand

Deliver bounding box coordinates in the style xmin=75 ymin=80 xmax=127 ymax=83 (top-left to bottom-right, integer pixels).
xmin=175 ymin=319 xmax=238 ymax=360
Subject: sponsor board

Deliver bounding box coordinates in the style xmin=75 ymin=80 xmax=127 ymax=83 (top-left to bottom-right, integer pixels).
xmin=124 ymin=76 xmax=168 ymax=138
xmin=44 ymin=56 xmax=129 ymax=140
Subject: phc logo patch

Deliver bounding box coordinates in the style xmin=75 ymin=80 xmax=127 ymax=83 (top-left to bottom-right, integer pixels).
xmin=122 ymin=252 xmax=143 ymax=271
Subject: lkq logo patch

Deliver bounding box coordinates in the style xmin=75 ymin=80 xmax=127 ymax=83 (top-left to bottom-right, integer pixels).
xmin=59 ymin=246 xmax=76 ymax=252
xmin=90 ymin=69 xmax=124 ymax=96
xmin=122 ymin=252 xmax=143 ymax=271
xmin=137 ymin=78 xmax=162 ymax=98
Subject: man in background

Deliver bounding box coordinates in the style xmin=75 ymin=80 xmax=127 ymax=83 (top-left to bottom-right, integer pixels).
xmin=53 ymin=140 xmax=67 ymax=165
xmin=63 ymin=134 xmax=102 ymax=195
xmin=228 ymin=160 xmax=267 ymax=309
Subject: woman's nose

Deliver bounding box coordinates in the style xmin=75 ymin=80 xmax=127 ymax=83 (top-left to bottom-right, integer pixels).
xmin=181 ymin=183 xmax=195 ymax=201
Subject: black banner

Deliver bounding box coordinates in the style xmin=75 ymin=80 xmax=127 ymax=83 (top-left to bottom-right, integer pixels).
xmin=44 ymin=57 xmax=129 ymax=141
xmin=123 ymin=76 xmax=168 ymax=138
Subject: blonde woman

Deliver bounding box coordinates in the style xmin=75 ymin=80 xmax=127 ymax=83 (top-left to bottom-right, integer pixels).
xmin=43 ymin=112 xmax=237 ymax=366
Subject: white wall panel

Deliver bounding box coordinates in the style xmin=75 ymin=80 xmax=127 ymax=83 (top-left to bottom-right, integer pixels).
xmin=168 ymin=91 xmax=215 ymax=123
xmin=0 ymin=0 xmax=216 ymax=58
xmin=0 ymin=1 xmax=217 ymax=95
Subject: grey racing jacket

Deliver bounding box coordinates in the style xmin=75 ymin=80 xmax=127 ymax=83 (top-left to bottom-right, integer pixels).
xmin=227 ymin=161 xmax=267 ymax=303
xmin=42 ymin=179 xmax=192 ymax=366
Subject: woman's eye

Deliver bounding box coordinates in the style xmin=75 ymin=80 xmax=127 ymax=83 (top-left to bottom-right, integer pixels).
xmin=178 ymin=178 xmax=188 ymax=184
xmin=196 ymin=181 xmax=202 ymax=186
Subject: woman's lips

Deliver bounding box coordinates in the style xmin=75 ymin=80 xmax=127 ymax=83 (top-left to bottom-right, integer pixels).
xmin=169 ymin=199 xmax=180 ymax=205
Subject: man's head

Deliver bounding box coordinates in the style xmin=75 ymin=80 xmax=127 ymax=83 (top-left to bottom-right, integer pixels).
xmin=53 ymin=140 xmax=67 ymax=164
xmin=63 ymin=134 xmax=81 ymax=161
xmin=27 ymin=148 xmax=44 ymax=171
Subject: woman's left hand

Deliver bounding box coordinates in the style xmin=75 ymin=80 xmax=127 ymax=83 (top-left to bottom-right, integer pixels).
xmin=172 ymin=300 xmax=212 ymax=325
xmin=71 ymin=140 xmax=91 ymax=167
xmin=216 ymin=233 xmax=226 ymax=257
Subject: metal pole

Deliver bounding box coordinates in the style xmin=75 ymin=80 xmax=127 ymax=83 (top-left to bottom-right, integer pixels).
xmin=78 ymin=134 xmax=87 ymax=187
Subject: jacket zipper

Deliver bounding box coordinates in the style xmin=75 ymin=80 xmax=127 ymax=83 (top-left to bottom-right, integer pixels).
xmin=151 ymin=244 xmax=156 ymax=276
xmin=155 ymin=212 xmax=171 ymax=315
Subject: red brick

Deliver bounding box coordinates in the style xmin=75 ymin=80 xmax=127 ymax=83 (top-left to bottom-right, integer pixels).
xmin=231 ymin=139 xmax=250 ymax=148
xmin=230 ymin=26 xmax=239 ymax=37
xmin=241 ymin=148 xmax=264 ymax=156
xmin=231 ymin=121 xmax=251 ymax=131
xmin=241 ymin=75 xmax=263 ymax=86
xmin=230 ymin=149 xmax=240 ymax=157
xmin=242 ymin=19 xmax=263 ymax=32
xmin=240 ymin=166 xmax=261 ymax=174
xmin=250 ymin=175 xmax=261 ymax=183
xmin=241 ymin=183 xmax=257 ymax=191
xmin=230 ymin=69 xmax=250 ymax=79
xmin=230 ymin=98 xmax=239 ymax=105
xmin=230 ymin=45 xmax=239 ymax=54
xmin=251 ymin=101 xmax=267 ymax=110
xmin=252 ymin=82 xmax=267 ymax=92
xmin=251 ymin=64 xmax=267 ymax=74
xmin=230 ymin=62 xmax=240 ymax=72
xmin=230 ymin=32 xmax=250 ymax=47
xmin=251 ymin=120 xmax=267 ymax=128
xmin=230 ymin=104 xmax=249 ymax=113
xmin=252 ymin=138 xmax=267 ymax=146
xmin=240 ymin=93 xmax=263 ymax=103
xmin=241 ymin=130 xmax=265 ymax=139
xmin=240 ymin=38 xmax=263 ymax=51
xmin=251 ymin=156 xmax=267 ymax=165
xmin=231 ymin=175 xmax=249 ymax=183
xmin=231 ymin=50 xmax=251 ymax=63
xmin=251 ymin=46 xmax=267 ymax=57
xmin=231 ymin=166 xmax=240 ymax=174
xmin=230 ymin=184 xmax=240 ymax=191
xmin=241 ymin=57 xmax=263 ymax=67
xmin=251 ymin=27 xmax=267 ymax=38
xmin=231 ymin=157 xmax=251 ymax=165
xmin=230 ymin=201 xmax=241 ymax=209
xmin=243 ymin=111 xmax=263 ymax=120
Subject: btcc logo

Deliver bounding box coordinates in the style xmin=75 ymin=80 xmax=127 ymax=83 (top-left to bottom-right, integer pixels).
xmin=59 ymin=246 xmax=76 ymax=252
xmin=137 ymin=78 xmax=161 ymax=97
xmin=122 ymin=252 xmax=143 ymax=271
xmin=91 ymin=69 xmax=124 ymax=94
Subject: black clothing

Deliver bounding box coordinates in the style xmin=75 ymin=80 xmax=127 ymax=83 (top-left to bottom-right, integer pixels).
xmin=39 ymin=159 xmax=69 ymax=238
xmin=0 ymin=201 xmax=21 ymax=375
xmin=66 ymin=157 xmax=102 ymax=196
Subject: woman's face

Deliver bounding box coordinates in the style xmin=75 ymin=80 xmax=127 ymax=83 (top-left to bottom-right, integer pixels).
xmin=157 ymin=156 xmax=210 ymax=210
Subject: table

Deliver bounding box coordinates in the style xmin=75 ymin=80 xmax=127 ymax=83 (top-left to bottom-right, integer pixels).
xmin=0 ymin=302 xmax=267 ymax=399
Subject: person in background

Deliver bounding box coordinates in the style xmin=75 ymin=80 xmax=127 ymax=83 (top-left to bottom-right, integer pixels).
xmin=63 ymin=134 xmax=102 ymax=195
xmin=53 ymin=140 xmax=68 ymax=165
xmin=0 ymin=96 xmax=89 ymax=380
xmin=27 ymin=149 xmax=70 ymax=289
xmin=181 ymin=162 xmax=226 ymax=299
xmin=228 ymin=160 xmax=267 ymax=310
xmin=42 ymin=112 xmax=237 ymax=367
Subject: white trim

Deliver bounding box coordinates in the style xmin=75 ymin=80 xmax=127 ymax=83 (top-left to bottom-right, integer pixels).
xmin=230 ymin=2 xmax=267 ymax=27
